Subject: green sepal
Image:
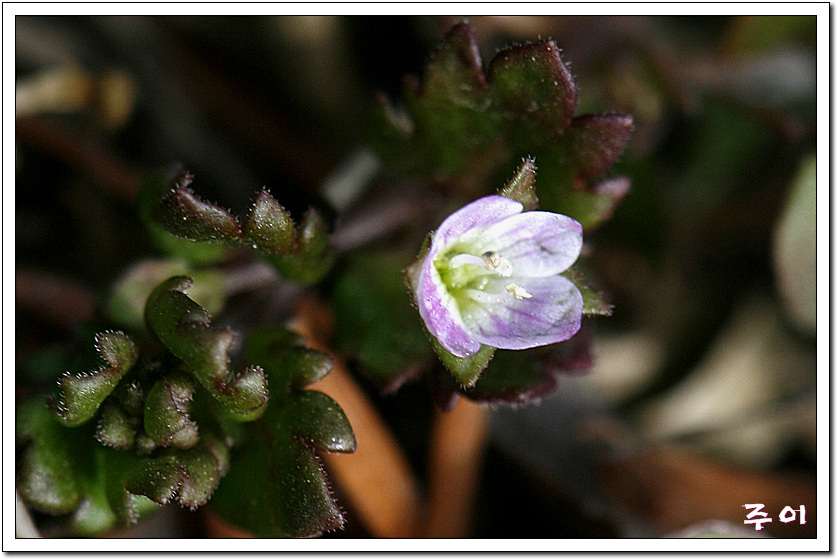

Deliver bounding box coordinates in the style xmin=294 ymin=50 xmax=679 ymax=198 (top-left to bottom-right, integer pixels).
xmin=497 ymin=157 xmax=539 ymax=211
xmin=562 ymin=265 xmax=613 ymax=316
xmin=430 ymin=338 xmax=496 ymax=388
xmin=50 ymin=331 xmax=138 ymax=427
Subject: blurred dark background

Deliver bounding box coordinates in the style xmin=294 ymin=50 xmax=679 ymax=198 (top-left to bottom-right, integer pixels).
xmin=16 ymin=15 xmax=817 ymax=539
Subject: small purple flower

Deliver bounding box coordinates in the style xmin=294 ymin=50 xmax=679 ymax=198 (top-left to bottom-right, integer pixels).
xmin=408 ymin=195 xmax=584 ymax=358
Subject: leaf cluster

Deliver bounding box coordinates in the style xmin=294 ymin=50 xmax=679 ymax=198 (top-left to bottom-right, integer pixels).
xmin=17 ymin=276 xmax=355 ymax=538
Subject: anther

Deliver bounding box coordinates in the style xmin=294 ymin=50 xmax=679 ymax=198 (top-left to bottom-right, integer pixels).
xmin=505 ymin=283 xmax=533 ymax=300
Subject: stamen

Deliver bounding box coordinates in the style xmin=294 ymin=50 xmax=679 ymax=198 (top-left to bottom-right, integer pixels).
xmin=482 ymin=251 xmax=513 ymax=277
xmin=505 ymin=283 xmax=532 ymax=300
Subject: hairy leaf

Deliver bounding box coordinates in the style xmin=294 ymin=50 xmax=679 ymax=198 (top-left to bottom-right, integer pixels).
xmin=331 ymin=250 xmax=433 ymax=389
xmin=144 ymin=374 xmax=200 ymax=449
xmin=49 ymin=331 xmax=138 ymax=427
xmin=148 ymin=170 xmax=333 ymax=284
xmin=145 ymin=276 xmax=269 ymax=422
xmin=212 ymin=328 xmax=355 ymax=538
xmin=371 ymin=21 xmax=633 ymax=229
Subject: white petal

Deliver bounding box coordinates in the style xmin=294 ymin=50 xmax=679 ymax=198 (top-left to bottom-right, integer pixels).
xmin=463 ymin=212 xmax=583 ymax=277
xmin=461 ymin=275 xmax=583 ymax=350
xmin=434 ymin=195 xmax=523 ymax=249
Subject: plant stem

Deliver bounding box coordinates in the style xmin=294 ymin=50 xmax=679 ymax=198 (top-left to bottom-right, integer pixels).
xmin=420 ymin=397 xmax=490 ymax=538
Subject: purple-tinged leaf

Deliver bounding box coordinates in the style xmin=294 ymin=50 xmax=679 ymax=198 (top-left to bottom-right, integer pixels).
xmin=568 ymin=114 xmax=634 ymax=185
xmin=155 ymin=187 xmax=242 ymax=242
xmin=488 ymin=40 xmax=578 ymax=131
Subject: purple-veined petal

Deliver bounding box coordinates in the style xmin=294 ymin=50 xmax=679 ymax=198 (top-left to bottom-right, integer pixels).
xmin=461 ymin=275 xmax=583 ymax=350
xmin=434 ymin=195 xmax=523 ymax=248
xmin=416 ymin=253 xmax=481 ymax=358
xmin=463 ymin=211 xmax=583 ymax=277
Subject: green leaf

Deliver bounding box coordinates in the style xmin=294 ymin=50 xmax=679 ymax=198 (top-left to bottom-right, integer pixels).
xmin=287 ymin=391 xmax=356 ymax=454
xmin=212 ymin=328 xmax=355 ymax=538
xmin=550 ymin=176 xmax=631 ymax=231
xmin=145 ymin=169 xmax=333 ymax=284
xmin=242 ymin=189 xmax=296 ymax=255
xmin=50 ymin=331 xmax=138 ymax=427
xmin=95 ymin=405 xmax=136 ymax=450
xmin=138 ymin=168 xmax=231 ymax=264
xmin=497 ymin=157 xmax=539 ymax=211
xmin=16 ymin=398 xmax=160 ymax=534
xmin=145 ymin=276 xmax=269 ymax=422
xmin=487 ymin=39 xmax=578 ymax=132
xmin=245 ymin=327 xmax=334 ymax=389
xmin=370 ymin=22 xmax=633 ymax=225
xmin=269 ymin=208 xmax=334 ymax=285
xmin=125 ymin=436 xmax=230 ymax=511
xmin=16 ymin=398 xmax=84 ymax=514
xmin=107 ymin=258 xmax=227 ymax=331
xmin=154 ymin=186 xmax=242 ymax=242
xmin=331 ymin=250 xmax=433 ymax=388
xmin=144 ymin=374 xmax=199 ymax=449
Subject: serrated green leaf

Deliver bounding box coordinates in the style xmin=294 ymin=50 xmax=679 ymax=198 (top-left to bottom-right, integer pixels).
xmin=567 ymin=114 xmax=634 ymax=184
xmin=124 ymin=436 xmax=229 ymax=511
xmin=144 ymin=374 xmax=199 ymax=449
xmin=212 ymin=434 xmax=343 ymax=538
xmin=138 ymin=168 xmax=231 ymax=264
xmin=144 ymin=169 xmax=333 ymax=284
xmin=212 ymin=328 xmax=355 ymax=538
xmin=370 ymin=22 xmax=632 ymax=224
xmin=269 ymin=208 xmax=334 ymax=285
xmin=145 ymin=276 xmax=269 ymax=422
xmin=16 ymin=398 xmax=160 ymax=534
xmin=154 ymin=187 xmax=242 ymax=243
xmin=550 ymin=175 xmax=631 ymax=231
xmin=245 ymin=327 xmax=334 ymax=389
xmin=107 ymin=258 xmax=226 ymax=331
xmin=50 ymin=331 xmax=138 ymax=427
xmin=488 ymin=39 xmax=578 ymax=132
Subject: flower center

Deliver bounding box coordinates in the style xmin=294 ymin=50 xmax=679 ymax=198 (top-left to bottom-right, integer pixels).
xmin=436 ymin=248 xmax=531 ymax=304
